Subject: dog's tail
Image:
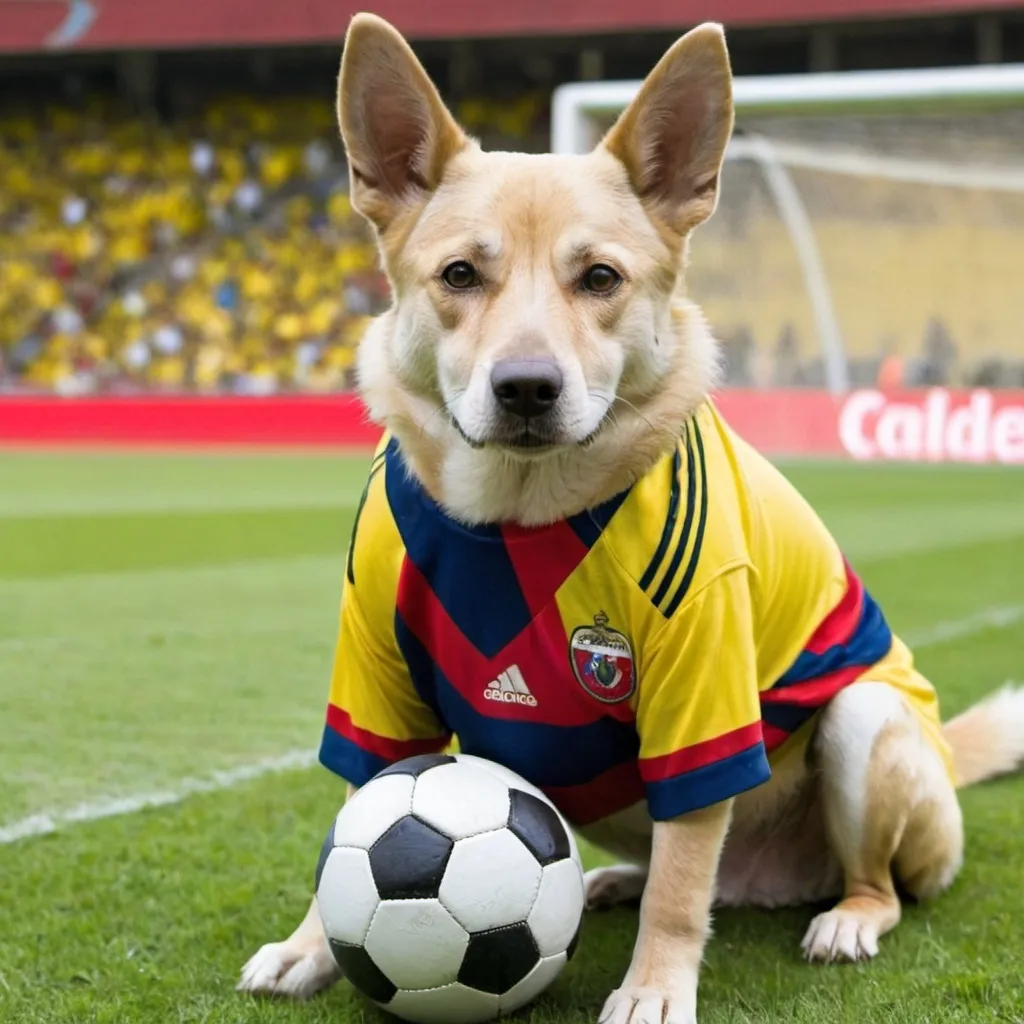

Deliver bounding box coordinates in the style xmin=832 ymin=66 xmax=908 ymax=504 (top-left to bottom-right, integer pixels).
xmin=943 ymin=684 xmax=1024 ymax=788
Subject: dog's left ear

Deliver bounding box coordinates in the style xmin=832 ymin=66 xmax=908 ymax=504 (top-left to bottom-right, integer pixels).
xmin=601 ymin=23 xmax=733 ymax=235
xmin=338 ymin=13 xmax=469 ymax=230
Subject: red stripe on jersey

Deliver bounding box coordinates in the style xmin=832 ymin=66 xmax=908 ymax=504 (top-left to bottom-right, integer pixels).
xmin=638 ymin=721 xmax=765 ymax=782
xmin=543 ymin=759 xmax=645 ymax=826
xmin=500 ymin=520 xmax=590 ymax=617
xmin=398 ymin=559 xmax=491 ymax=682
xmin=761 ymin=721 xmax=792 ymax=752
xmin=325 ymin=704 xmax=447 ymax=761
xmin=760 ymin=664 xmax=866 ymax=708
xmin=805 ymin=561 xmax=864 ymax=655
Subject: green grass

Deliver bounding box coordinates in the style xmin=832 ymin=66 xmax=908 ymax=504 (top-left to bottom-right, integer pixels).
xmin=1 ymin=453 xmax=1022 ymax=1024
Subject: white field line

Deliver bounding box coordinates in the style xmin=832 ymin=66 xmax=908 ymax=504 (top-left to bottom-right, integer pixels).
xmin=904 ymin=603 xmax=1024 ymax=650
xmin=1 ymin=603 xmax=1020 ymax=847
xmin=0 ymin=749 xmax=317 ymax=845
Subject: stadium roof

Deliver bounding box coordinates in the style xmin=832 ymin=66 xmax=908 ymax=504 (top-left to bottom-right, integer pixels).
xmin=1 ymin=0 xmax=1018 ymax=54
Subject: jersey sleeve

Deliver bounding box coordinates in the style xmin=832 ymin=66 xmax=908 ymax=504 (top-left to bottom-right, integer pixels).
xmin=318 ymin=453 xmax=451 ymax=786
xmin=636 ymin=567 xmax=770 ymax=820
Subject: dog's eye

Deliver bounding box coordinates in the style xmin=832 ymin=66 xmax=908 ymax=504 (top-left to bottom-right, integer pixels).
xmin=581 ymin=264 xmax=622 ymax=294
xmin=441 ymin=261 xmax=480 ymax=290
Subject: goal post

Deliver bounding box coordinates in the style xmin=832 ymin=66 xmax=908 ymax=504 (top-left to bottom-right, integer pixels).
xmin=552 ymin=64 xmax=1024 ymax=394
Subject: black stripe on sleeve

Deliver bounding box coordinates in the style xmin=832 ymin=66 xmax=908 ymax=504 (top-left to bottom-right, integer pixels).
xmin=638 ymin=438 xmax=684 ymax=592
xmin=649 ymin=426 xmax=698 ymax=612
xmin=662 ymin=420 xmax=709 ymax=618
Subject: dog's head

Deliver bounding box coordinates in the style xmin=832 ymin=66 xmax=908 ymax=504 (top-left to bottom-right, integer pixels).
xmin=339 ymin=15 xmax=732 ymax=523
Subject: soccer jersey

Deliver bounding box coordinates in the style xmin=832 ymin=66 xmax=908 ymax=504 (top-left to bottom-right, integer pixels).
xmin=319 ymin=402 xmax=945 ymax=826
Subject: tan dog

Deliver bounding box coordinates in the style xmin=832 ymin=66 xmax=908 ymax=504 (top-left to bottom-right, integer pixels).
xmin=238 ymin=15 xmax=1024 ymax=1023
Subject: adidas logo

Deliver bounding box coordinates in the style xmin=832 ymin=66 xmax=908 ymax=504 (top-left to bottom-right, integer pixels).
xmin=483 ymin=665 xmax=537 ymax=707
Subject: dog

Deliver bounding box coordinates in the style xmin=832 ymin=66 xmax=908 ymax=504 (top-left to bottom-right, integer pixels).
xmin=238 ymin=14 xmax=1024 ymax=1023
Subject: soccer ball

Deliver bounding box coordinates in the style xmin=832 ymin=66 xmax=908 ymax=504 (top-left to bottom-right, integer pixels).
xmin=315 ymin=752 xmax=585 ymax=1023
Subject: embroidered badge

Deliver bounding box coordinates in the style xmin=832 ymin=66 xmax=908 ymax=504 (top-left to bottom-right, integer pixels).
xmin=569 ymin=611 xmax=637 ymax=704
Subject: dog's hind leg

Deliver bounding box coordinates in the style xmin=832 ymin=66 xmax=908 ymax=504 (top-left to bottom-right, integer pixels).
xmin=584 ymin=864 xmax=649 ymax=909
xmin=801 ymin=681 xmax=963 ymax=964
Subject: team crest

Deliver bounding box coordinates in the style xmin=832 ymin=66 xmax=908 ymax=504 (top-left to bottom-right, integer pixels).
xmin=569 ymin=611 xmax=636 ymax=704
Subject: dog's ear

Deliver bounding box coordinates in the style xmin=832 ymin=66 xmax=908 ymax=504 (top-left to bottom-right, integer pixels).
xmin=338 ymin=14 xmax=469 ymax=230
xmin=601 ymin=23 xmax=733 ymax=235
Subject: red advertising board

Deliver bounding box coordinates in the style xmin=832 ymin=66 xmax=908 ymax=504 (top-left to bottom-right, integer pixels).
xmin=830 ymin=388 xmax=1024 ymax=464
xmin=0 ymin=394 xmax=381 ymax=448
xmin=1 ymin=0 xmax=1018 ymax=54
xmin=1 ymin=389 xmax=1022 ymax=464
xmin=715 ymin=387 xmax=1024 ymax=464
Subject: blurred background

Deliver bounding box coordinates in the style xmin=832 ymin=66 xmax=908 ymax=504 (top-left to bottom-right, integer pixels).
xmin=1 ymin=0 xmax=1023 ymax=404
xmin=2 ymin=10 xmax=1024 ymax=1020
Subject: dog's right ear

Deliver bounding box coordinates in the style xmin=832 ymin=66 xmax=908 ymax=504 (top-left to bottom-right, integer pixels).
xmin=338 ymin=14 xmax=469 ymax=230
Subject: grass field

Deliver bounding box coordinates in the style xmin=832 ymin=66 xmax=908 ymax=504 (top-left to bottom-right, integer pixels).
xmin=1 ymin=450 xmax=1022 ymax=1024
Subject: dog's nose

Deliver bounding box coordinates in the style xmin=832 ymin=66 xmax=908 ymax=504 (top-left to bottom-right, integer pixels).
xmin=490 ymin=358 xmax=563 ymax=419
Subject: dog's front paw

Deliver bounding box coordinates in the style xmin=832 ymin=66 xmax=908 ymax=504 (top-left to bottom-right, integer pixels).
xmin=237 ymin=934 xmax=341 ymax=999
xmin=599 ymin=986 xmax=696 ymax=1024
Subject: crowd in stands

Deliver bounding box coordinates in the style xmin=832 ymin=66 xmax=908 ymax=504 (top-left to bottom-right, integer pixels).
xmin=1 ymin=87 xmax=1021 ymax=394
xmin=0 ymin=94 xmax=393 ymax=394
xmin=0 ymin=87 xmax=556 ymax=396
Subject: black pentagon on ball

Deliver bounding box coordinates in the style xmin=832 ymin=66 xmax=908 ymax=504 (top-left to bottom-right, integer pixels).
xmin=328 ymin=939 xmax=398 ymax=1004
xmin=368 ymin=815 xmax=454 ymax=899
xmin=374 ymin=753 xmax=457 ymax=779
xmin=458 ymin=923 xmax=539 ymax=995
xmin=507 ymin=789 xmax=571 ymax=866
xmin=314 ymin=816 xmax=335 ymax=892
xmin=566 ymin=924 xmax=581 ymax=962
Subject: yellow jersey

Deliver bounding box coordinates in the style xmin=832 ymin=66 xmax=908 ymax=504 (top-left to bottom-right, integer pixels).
xmin=320 ymin=402 xmax=946 ymax=826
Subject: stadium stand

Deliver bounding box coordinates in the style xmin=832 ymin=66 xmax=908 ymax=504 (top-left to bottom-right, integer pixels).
xmin=0 ymin=94 xmax=387 ymax=394
xmin=1 ymin=76 xmax=1021 ymax=392
xmin=0 ymin=87 xmax=555 ymax=395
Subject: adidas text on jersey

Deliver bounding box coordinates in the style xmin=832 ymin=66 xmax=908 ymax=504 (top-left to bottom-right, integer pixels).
xmin=484 ymin=665 xmax=537 ymax=707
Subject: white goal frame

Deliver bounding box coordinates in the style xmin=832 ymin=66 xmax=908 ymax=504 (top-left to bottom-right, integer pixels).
xmin=552 ymin=64 xmax=1024 ymax=393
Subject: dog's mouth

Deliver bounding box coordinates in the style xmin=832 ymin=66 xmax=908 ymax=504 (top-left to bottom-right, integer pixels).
xmin=449 ymin=411 xmax=608 ymax=454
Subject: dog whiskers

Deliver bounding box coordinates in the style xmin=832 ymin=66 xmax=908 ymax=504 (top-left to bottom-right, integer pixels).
xmin=585 ymin=390 xmax=646 ymax=433
xmin=592 ymin=398 xmax=622 ymax=430
xmin=419 ymin=403 xmax=451 ymax=438
xmin=418 ymin=389 xmax=467 ymax=439
xmin=613 ymin=395 xmax=656 ymax=434
xmin=579 ymin=392 xmax=616 ymax=447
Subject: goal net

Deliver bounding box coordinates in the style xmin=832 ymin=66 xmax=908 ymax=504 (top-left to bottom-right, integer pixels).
xmin=552 ymin=66 xmax=1024 ymax=393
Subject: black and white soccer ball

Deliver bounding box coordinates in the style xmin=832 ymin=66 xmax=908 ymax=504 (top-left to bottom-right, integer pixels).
xmin=315 ymin=752 xmax=585 ymax=1023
